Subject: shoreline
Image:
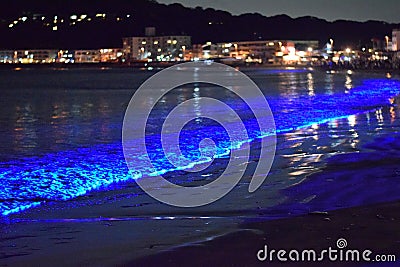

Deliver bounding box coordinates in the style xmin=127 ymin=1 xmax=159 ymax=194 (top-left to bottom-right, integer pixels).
xmin=1 ymin=69 xmax=400 ymax=266
xmin=129 ymin=200 xmax=400 ymax=267
xmin=128 ymin=103 xmax=400 ymax=266
xmin=0 ymin=62 xmax=399 ymax=74
xmin=2 ymin=105 xmax=400 ymax=266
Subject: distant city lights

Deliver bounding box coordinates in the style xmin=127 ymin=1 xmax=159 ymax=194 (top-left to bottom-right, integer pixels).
xmin=1 ymin=18 xmax=399 ymax=66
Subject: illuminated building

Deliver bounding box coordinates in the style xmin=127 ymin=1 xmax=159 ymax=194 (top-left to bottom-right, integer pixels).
xmin=216 ymin=40 xmax=318 ymax=64
xmin=99 ymin=48 xmax=124 ymax=62
xmin=0 ymin=50 xmax=14 ymax=63
xmin=217 ymin=40 xmax=277 ymax=62
xmin=201 ymin=42 xmax=219 ymax=59
xmin=392 ymin=29 xmax=400 ymax=51
xmin=57 ymin=50 xmax=75 ymax=63
xmin=189 ymin=44 xmax=205 ymax=61
xmin=74 ymin=50 xmax=101 ymax=63
xmin=281 ymin=42 xmax=300 ymax=64
xmin=0 ymin=49 xmax=123 ymax=64
xmin=8 ymin=49 xmax=58 ymax=63
xmin=122 ymin=27 xmax=191 ymax=61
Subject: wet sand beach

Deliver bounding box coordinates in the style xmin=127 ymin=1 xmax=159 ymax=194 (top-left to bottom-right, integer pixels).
xmin=2 ymin=103 xmax=400 ymax=266
xmin=130 ymin=200 xmax=400 ymax=267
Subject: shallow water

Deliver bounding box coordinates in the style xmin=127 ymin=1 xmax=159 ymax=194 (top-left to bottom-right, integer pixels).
xmin=0 ymin=67 xmax=399 ymax=217
xmin=1 ymin=67 xmax=400 ymax=265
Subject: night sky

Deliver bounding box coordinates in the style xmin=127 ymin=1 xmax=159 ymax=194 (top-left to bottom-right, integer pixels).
xmin=158 ymin=0 xmax=400 ymax=23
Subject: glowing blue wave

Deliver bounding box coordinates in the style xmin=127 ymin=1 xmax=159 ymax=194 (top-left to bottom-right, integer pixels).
xmin=1 ymin=79 xmax=400 ymax=216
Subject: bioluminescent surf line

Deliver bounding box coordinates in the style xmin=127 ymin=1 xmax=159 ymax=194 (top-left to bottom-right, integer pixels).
xmin=1 ymin=72 xmax=400 ymax=215
xmin=122 ymin=62 xmax=277 ymax=207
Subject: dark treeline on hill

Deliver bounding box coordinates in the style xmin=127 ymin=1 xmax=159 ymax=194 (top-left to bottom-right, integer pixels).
xmin=0 ymin=0 xmax=398 ymax=49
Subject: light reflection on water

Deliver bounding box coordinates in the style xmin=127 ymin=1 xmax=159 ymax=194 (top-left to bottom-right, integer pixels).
xmin=280 ymin=102 xmax=400 ymax=214
xmin=307 ymin=72 xmax=314 ymax=96
xmin=13 ymin=105 xmax=39 ymax=152
xmin=0 ymin=68 xmax=400 ymax=216
xmin=345 ymin=74 xmax=353 ymax=92
xmin=278 ymin=103 xmax=399 ymax=211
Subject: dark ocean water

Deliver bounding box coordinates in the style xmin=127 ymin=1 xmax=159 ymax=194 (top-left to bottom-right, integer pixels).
xmin=0 ymin=67 xmax=399 ymax=216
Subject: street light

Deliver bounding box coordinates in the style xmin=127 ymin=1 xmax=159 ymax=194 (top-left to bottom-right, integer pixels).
xmin=182 ymin=45 xmax=186 ymax=60
xmin=385 ymin=36 xmax=389 ymax=51
xmin=234 ymin=43 xmax=238 ymax=57
xmin=140 ymin=47 xmax=144 ymax=59
xmin=327 ymin=39 xmax=334 ymax=54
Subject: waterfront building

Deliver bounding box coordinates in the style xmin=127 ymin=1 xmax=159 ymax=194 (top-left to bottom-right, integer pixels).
xmin=74 ymin=50 xmax=101 ymax=63
xmin=200 ymin=42 xmax=219 ymax=59
xmin=99 ymin=48 xmax=124 ymax=62
xmin=217 ymin=40 xmax=276 ymax=62
xmin=216 ymin=40 xmax=319 ymax=64
xmin=392 ymin=29 xmax=400 ymax=51
xmin=123 ymin=27 xmax=191 ymax=61
xmin=57 ymin=50 xmax=75 ymax=63
xmin=9 ymin=49 xmax=58 ymax=63
xmin=0 ymin=50 xmax=14 ymax=63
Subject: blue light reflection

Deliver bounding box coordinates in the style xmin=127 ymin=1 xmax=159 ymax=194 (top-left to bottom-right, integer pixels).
xmin=1 ymin=79 xmax=400 ymax=216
